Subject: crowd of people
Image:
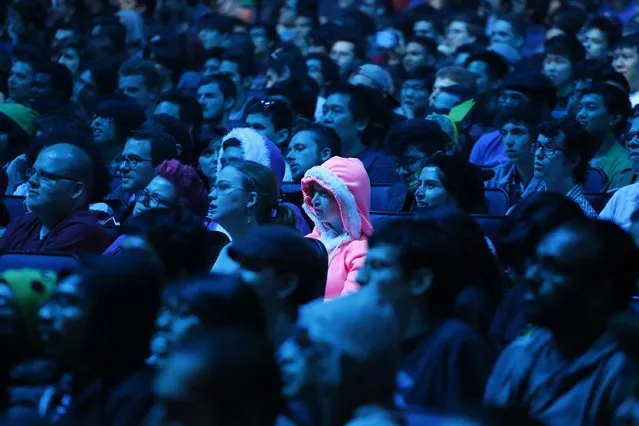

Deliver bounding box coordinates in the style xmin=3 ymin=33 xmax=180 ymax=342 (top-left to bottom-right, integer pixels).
xmin=0 ymin=0 xmax=638 ymax=424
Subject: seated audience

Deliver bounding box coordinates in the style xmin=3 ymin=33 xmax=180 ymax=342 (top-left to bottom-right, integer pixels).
xmin=286 ymin=122 xmax=341 ymax=183
xmin=485 ymin=219 xmax=639 ymax=424
xmin=301 ymin=156 xmax=372 ymax=299
xmin=0 ymin=132 xmax=111 ymax=254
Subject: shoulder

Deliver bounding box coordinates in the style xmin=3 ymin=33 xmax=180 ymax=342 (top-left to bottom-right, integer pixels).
xmin=342 ymin=238 xmax=368 ymax=257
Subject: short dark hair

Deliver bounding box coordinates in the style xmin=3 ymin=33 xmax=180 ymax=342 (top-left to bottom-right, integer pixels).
xmin=94 ymin=95 xmax=146 ymax=144
xmin=158 ymin=90 xmax=203 ymax=140
xmin=387 ymin=119 xmax=448 ymax=158
xmin=268 ymin=44 xmax=307 ymax=80
xmin=405 ymin=36 xmax=438 ymax=58
xmin=118 ymin=58 xmax=162 ymax=92
xmin=572 ymin=58 xmax=615 ymax=83
xmin=465 ymin=50 xmax=510 ymax=81
xmin=403 ymin=66 xmax=435 ymax=89
xmin=423 ymin=154 xmax=487 ymax=214
xmin=128 ymin=128 xmax=179 ymax=166
xmin=91 ymin=17 xmax=126 ymax=53
xmin=497 ymin=103 xmax=545 ymax=137
xmin=34 ymin=61 xmax=74 ymax=101
xmin=79 ymin=60 xmax=120 ymax=98
xmin=560 ymin=219 xmax=639 ymax=314
xmin=369 ymin=217 xmax=467 ymax=316
xmin=549 ymin=4 xmax=587 ymax=36
xmin=221 ymin=49 xmax=256 ymax=79
xmin=587 ymin=16 xmax=622 ymax=47
xmin=539 ymin=117 xmax=595 ymax=184
xmin=246 ymin=99 xmax=294 ymax=132
xmin=545 ymin=34 xmax=586 ymax=65
xmin=450 ymin=12 xmax=485 ymax=39
xmin=197 ymin=12 xmax=234 ymax=34
xmin=582 ymin=83 xmax=632 ymax=134
xmin=56 ymin=35 xmax=94 ymax=64
xmin=12 ymin=0 xmax=47 ymax=31
xmin=494 ymin=13 xmax=528 ymax=39
xmin=291 ymin=122 xmax=341 ymax=157
xmin=305 ymin=53 xmax=341 ymax=91
xmin=615 ymin=34 xmax=639 ymax=53
xmin=200 ymin=74 xmax=237 ymax=101
xmin=250 ymin=21 xmax=279 ymax=43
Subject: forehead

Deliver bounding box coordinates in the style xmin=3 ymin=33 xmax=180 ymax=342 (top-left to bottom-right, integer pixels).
xmin=434 ymin=77 xmax=455 ymax=88
xmin=419 ymin=165 xmax=441 ymax=181
xmin=580 ymin=93 xmax=605 ymax=106
xmin=325 ymin=93 xmax=350 ymax=107
xmin=12 ymin=61 xmax=33 ymax=74
xmin=502 ymin=121 xmax=529 ymax=131
xmin=119 ymin=75 xmax=146 ymax=87
xmin=306 ymin=58 xmax=321 ymax=69
xmin=586 ymin=28 xmax=606 ymax=39
xmin=155 ymin=101 xmax=181 ymax=118
xmin=198 ymin=82 xmax=220 ymax=94
xmin=367 ymin=243 xmax=401 ymax=262
xmin=615 ymin=47 xmax=638 ymax=56
xmin=290 ymin=130 xmax=318 ymax=146
xmin=537 ymin=227 xmax=592 ymax=260
xmin=545 ymin=53 xmax=570 ymax=61
xmin=406 ymin=42 xmax=425 ymax=52
xmin=246 ymin=112 xmax=272 ymax=126
xmin=204 ymin=58 xmax=219 ymax=66
xmin=219 ymin=60 xmax=239 ymax=73
xmin=467 ymin=60 xmax=488 ymax=74
xmin=146 ymin=176 xmax=174 ymax=194
xmin=36 ymin=145 xmax=79 ymax=171
xmin=494 ymin=20 xmax=513 ymax=31
xmin=403 ymin=144 xmax=426 ymax=157
xmin=332 ymin=41 xmax=355 ymax=52
xmin=501 ymin=89 xmax=527 ymax=99
xmin=123 ymin=138 xmax=152 ymax=156
xmin=450 ymin=20 xmax=467 ymax=30
xmin=414 ymin=20 xmax=434 ymax=29
xmin=217 ymin=165 xmax=244 ymax=182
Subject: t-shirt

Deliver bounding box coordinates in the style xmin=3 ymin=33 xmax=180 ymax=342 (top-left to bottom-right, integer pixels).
xmin=357 ymin=148 xmax=399 ymax=185
xmin=590 ymin=142 xmax=633 ymax=191
xmin=469 ymin=130 xmax=508 ymax=168
xmin=0 ymin=211 xmax=110 ymax=254
xmin=396 ymin=319 xmax=497 ymax=410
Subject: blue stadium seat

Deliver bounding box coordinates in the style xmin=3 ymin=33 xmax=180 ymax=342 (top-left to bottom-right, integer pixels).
xmin=370 ymin=184 xmax=392 ymax=211
xmin=281 ymin=182 xmax=301 ymax=194
xmin=584 ymin=167 xmax=608 ymax=193
xmin=472 ymin=215 xmax=504 ymax=243
xmin=584 ymin=192 xmax=612 ymax=214
xmin=403 ymin=406 xmax=448 ymax=425
xmin=1 ymin=196 xmax=27 ymax=223
xmin=484 ymin=188 xmax=510 ymax=216
xmin=369 ymin=211 xmax=413 ymax=228
xmin=0 ymin=252 xmax=81 ymax=273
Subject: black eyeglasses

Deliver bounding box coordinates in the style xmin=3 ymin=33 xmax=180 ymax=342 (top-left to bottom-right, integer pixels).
xmin=531 ymin=142 xmax=563 ymax=158
xmin=116 ymin=156 xmax=153 ymax=169
xmin=623 ymin=132 xmax=639 ymax=144
xmin=26 ymin=168 xmax=80 ymax=185
xmin=138 ymin=189 xmax=176 ymax=209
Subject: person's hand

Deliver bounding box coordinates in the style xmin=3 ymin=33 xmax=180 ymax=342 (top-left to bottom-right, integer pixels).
xmin=6 ymin=154 xmax=28 ymax=194
xmin=395 ymin=105 xmax=415 ymax=119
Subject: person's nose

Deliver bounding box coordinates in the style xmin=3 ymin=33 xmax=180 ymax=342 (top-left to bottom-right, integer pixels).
xmin=311 ymin=192 xmax=321 ymax=207
xmin=414 ymin=186 xmax=424 ymax=201
xmin=155 ymin=310 xmax=171 ymax=332
xmin=504 ymin=135 xmax=513 ymax=148
xmin=576 ymin=108 xmax=587 ymax=122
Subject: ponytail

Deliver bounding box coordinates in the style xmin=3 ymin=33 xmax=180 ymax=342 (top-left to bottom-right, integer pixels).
xmin=271 ymin=202 xmax=297 ymax=229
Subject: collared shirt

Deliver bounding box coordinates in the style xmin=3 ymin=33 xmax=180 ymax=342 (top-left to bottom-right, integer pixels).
xmin=599 ymin=182 xmax=639 ymax=230
xmin=516 ymin=179 xmax=597 ymax=217
xmin=486 ymin=163 xmax=534 ymax=206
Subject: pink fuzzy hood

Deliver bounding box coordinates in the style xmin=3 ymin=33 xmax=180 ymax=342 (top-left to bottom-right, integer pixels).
xmin=301 ymin=156 xmax=373 ymax=239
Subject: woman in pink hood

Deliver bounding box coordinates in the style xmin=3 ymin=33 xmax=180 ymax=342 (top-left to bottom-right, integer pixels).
xmin=301 ymin=156 xmax=373 ymax=299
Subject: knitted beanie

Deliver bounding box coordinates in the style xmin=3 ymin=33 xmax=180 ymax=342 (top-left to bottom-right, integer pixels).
xmin=0 ymin=104 xmax=39 ymax=138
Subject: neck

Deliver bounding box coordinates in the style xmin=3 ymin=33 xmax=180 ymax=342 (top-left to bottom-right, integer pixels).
xmin=271 ymin=311 xmax=295 ymax=348
xmin=102 ymin=144 xmax=122 ymax=167
xmin=545 ymin=174 xmax=575 ymax=194
xmin=398 ymin=304 xmax=442 ymax=342
xmin=516 ymin=161 xmax=534 ymax=183
xmin=557 ymin=83 xmax=572 ymax=98
xmin=630 ymin=77 xmax=639 ymax=93
xmin=550 ymin=319 xmax=607 ymax=359
xmin=342 ymin=137 xmax=366 ymax=158
xmin=232 ymin=90 xmax=247 ymax=114
xmin=223 ymin=219 xmax=255 ymax=241
xmin=596 ymin=132 xmax=618 ymax=157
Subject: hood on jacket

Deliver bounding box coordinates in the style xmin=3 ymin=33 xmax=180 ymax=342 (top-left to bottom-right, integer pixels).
xmin=218 ymin=127 xmax=286 ymax=183
xmin=301 ymin=156 xmax=372 ymax=240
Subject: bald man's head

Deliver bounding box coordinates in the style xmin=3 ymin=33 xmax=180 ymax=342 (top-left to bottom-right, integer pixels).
xmin=41 ymin=143 xmax=93 ymax=183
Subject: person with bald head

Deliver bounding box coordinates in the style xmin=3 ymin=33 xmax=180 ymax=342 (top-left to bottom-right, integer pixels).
xmin=0 ymin=132 xmax=110 ymax=254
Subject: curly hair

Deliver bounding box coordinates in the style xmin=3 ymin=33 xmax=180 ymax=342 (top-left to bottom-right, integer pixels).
xmin=156 ymin=159 xmax=209 ymax=217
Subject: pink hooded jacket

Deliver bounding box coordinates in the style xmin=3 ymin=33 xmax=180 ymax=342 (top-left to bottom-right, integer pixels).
xmin=301 ymin=157 xmax=373 ymax=299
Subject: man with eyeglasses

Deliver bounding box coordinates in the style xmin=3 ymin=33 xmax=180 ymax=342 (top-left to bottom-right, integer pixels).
xmin=0 ymin=133 xmax=110 ymax=254
xmin=384 ymin=120 xmax=448 ymax=212
xmin=518 ymin=117 xmax=597 ymax=217
xmin=600 ymin=106 xmax=639 ymax=228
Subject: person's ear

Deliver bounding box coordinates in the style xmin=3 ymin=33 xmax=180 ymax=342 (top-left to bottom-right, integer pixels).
xmin=276 ymin=128 xmax=290 ymax=146
xmin=609 ymin=113 xmax=622 ymax=129
xmin=409 ymin=267 xmax=433 ymax=297
xmin=319 ymin=147 xmax=332 ymax=162
xmin=224 ymin=96 xmax=235 ymax=111
xmin=281 ymin=66 xmax=292 ymax=81
xmin=175 ymin=143 xmax=183 ymax=157
xmin=355 ymin=117 xmax=369 ymax=133
xmin=70 ymin=182 xmax=86 ymax=201
xmin=242 ymin=75 xmax=253 ymax=89
xmin=277 ymin=274 xmax=299 ymax=299
xmin=246 ymin=191 xmax=257 ymax=209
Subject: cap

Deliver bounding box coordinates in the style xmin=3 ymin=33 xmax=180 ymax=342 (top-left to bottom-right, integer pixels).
xmin=488 ymin=42 xmax=522 ymax=65
xmin=502 ymin=71 xmax=557 ymax=109
xmin=349 ymin=64 xmax=394 ymax=97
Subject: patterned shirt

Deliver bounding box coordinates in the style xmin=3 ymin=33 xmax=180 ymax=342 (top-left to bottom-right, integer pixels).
xmin=514 ymin=179 xmax=597 ymax=217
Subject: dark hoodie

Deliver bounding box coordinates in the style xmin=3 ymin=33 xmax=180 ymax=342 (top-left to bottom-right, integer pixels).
xmin=42 ymin=256 xmax=162 ymax=426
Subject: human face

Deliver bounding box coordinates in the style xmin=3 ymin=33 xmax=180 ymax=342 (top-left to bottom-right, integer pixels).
xmin=490 ymin=20 xmax=520 ymax=47
xmin=58 ymin=47 xmax=81 ymax=77
xmin=73 ymin=70 xmax=97 ymax=106
xmin=202 ymin=58 xmax=220 ymax=79
xmin=310 ymin=182 xmax=342 ymax=231
xmin=625 ymin=117 xmax=639 ymax=174
xmin=306 ymin=58 xmax=324 ymax=88
xmin=198 ymin=139 xmax=222 ymax=185
xmin=154 ymin=101 xmax=181 ymax=119
xmin=523 ymin=227 xmax=594 ymax=330
xmin=576 ymin=93 xmax=611 ymax=135
xmin=582 ymin=28 xmax=609 ymax=60
xmin=26 ymin=147 xmax=83 ymax=215
xmin=287 ymin=131 xmax=323 ymax=183
xmin=119 ymin=138 xmax=155 ymax=192
xmin=321 ymin=93 xmax=359 ymax=148
xmin=150 ymin=352 xmax=218 ymax=426
xmin=413 ymin=20 xmax=438 ymax=40
xmin=446 ymin=21 xmax=474 ymax=49
xmin=429 ymin=77 xmax=455 ymax=108
xmin=466 ymin=60 xmax=490 ymax=93
xmin=567 ymin=79 xmax=589 ymax=117
xmin=430 ymin=91 xmax=461 ymax=114
xmin=543 ymin=54 xmax=572 ymax=90
xmin=38 ymin=275 xmax=88 ymax=364
xmin=92 ymin=115 xmax=117 ymax=145
xmin=54 ymin=29 xmax=75 ymax=47
xmin=219 ymin=60 xmax=244 ymax=94
xmin=532 ymin=133 xmax=569 ymax=182
xmin=132 ymin=176 xmax=178 ymax=217
xmin=356 ymin=244 xmax=406 ymax=310
xmin=31 ymin=73 xmax=54 ymax=101
xmin=8 ymin=61 xmax=34 ymax=104
xmin=152 ymin=295 xmax=201 ymax=366
xmin=393 ymin=144 xmax=427 ymax=192
xmin=294 ymin=16 xmax=313 ymax=44
xmin=403 ymin=42 xmax=429 ymax=73
xmin=401 ymin=79 xmax=429 ymax=116
xmin=246 ymin=113 xmax=278 ymax=143
xmin=613 ymin=47 xmax=639 ymax=89
xmin=330 ymin=41 xmax=356 ymax=75
xmin=0 ymin=285 xmax=18 ymax=339
xmin=501 ymin=122 xmax=534 ymax=166
xmin=198 ymin=82 xmax=225 ymax=122
xmin=208 ymin=165 xmax=249 ymax=227
xmin=414 ymin=166 xmax=456 ymax=209
xmin=497 ymin=89 xmax=530 ymax=115
xmin=199 ymin=29 xmax=225 ymax=50
xmin=119 ymin=75 xmax=155 ymax=114
xmin=250 ymin=27 xmax=269 ymax=55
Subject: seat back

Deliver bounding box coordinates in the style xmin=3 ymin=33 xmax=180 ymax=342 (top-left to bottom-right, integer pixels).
xmin=484 ymin=188 xmax=510 ymax=216
xmin=584 ymin=167 xmax=608 ymax=192
xmin=472 ymin=215 xmax=505 ymax=243
xmin=281 ymin=182 xmax=300 ymax=194
xmin=370 ymin=184 xmax=392 ymax=211
xmin=0 ymin=252 xmax=81 ymax=273
xmin=370 ymin=211 xmax=414 ymax=228
xmin=584 ymin=192 xmax=611 ymax=214
xmin=1 ymin=196 xmax=27 ymax=223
